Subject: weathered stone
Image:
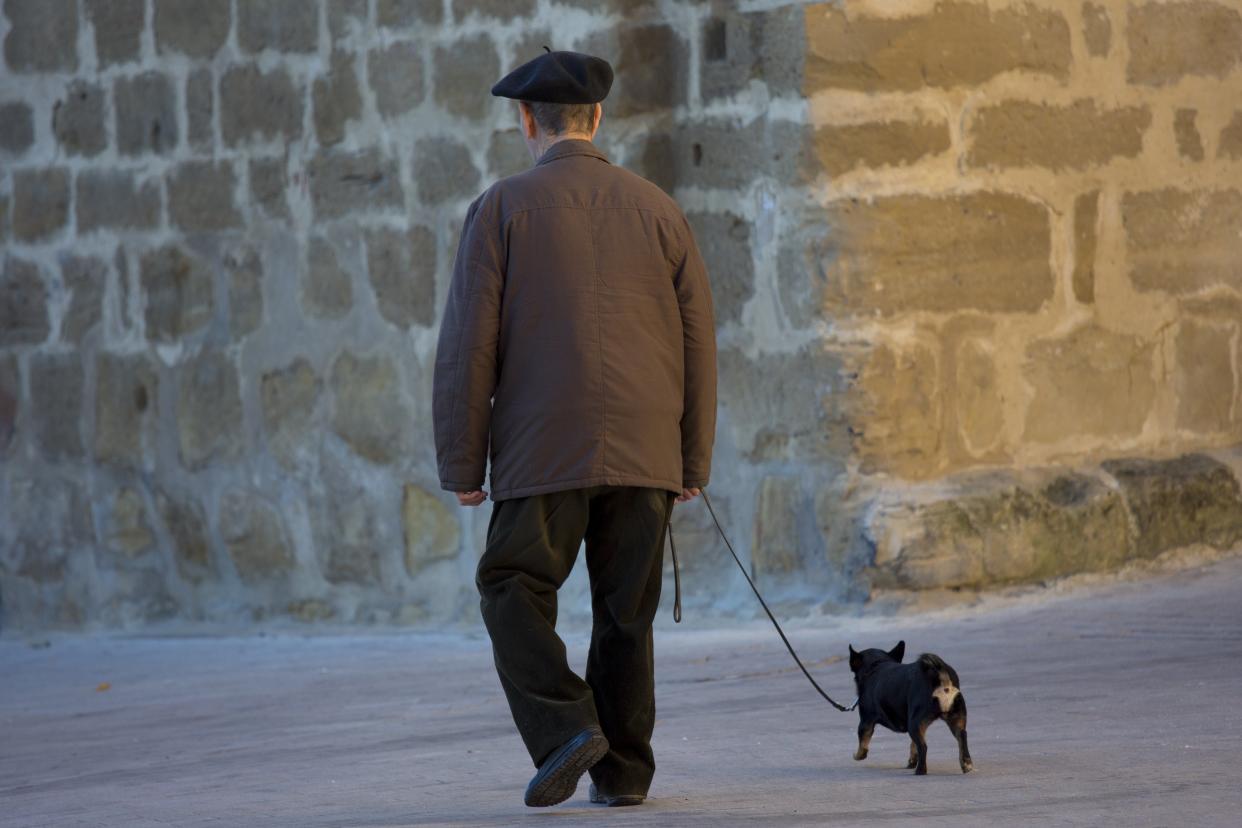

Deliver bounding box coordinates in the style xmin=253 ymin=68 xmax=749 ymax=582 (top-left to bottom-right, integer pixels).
xmin=303 ymin=236 xmax=353 ymax=319
xmin=286 ymin=599 xmax=336 ymax=622
xmin=639 ymin=118 xmax=814 ymax=193
xmin=402 ymin=484 xmax=460 ymax=574
xmin=1104 ymin=453 xmax=1242 ymax=558
xmin=3 ymin=0 xmax=78 ymax=72
xmin=76 ymin=170 xmax=161 ymax=233
xmin=154 ymin=0 xmax=230 ymax=57
xmin=221 ymin=65 xmax=304 ymax=146
xmin=177 ymin=351 xmax=243 ymax=470
xmin=219 ymin=491 xmax=295 ymax=582
xmin=1127 ymin=1 xmax=1242 ymax=85
xmin=377 ymin=0 xmax=442 ymax=26
xmin=249 ymin=158 xmax=288 ymax=219
xmin=1175 ymin=109 xmax=1205 ymax=161
xmin=186 ymin=68 xmax=214 ymax=151
xmin=1073 ymin=191 xmax=1099 ymax=304
xmin=0 ymin=101 xmax=34 ymax=153
xmin=156 ymin=491 xmax=213 ymax=580
xmin=140 ymin=244 xmax=214 ymax=342
xmin=312 ymin=478 xmax=384 ymax=586
xmin=329 ymin=0 xmax=368 ymax=38
xmin=687 ymin=211 xmax=753 ymax=325
xmin=86 ymin=0 xmax=144 ymax=67
xmin=330 ymin=350 xmax=411 ymax=464
xmin=29 ymin=353 xmax=84 ymax=460
xmin=967 ymin=100 xmax=1150 ymax=170
xmin=308 ymin=148 xmax=404 ymax=220
xmin=0 ymin=355 xmax=18 ymax=455
xmin=107 ymin=489 xmax=155 ymax=557
xmin=1123 ymin=189 xmax=1242 ymax=294
xmin=1 ymin=257 xmax=49 ymax=346
xmin=365 ymin=226 xmax=437 ymax=329
xmin=434 ymin=35 xmax=500 ymax=120
xmin=413 ymin=138 xmax=480 ymax=204
xmin=1175 ymin=321 xmax=1235 ymax=433
xmin=955 ymin=338 xmax=1003 ymax=455
xmin=804 ymin=1 xmax=1071 ymax=92
xmin=313 ymin=51 xmax=362 ymax=147
xmin=225 ymin=247 xmax=263 ymax=338
xmin=53 ymin=81 xmax=106 ymax=157
xmin=1082 ymin=2 xmax=1111 ymax=57
xmin=114 ymin=72 xmax=178 ymax=155
xmin=487 ymin=129 xmax=530 ymax=178
xmin=369 ymin=42 xmax=425 ymax=118
xmin=751 ymin=477 xmax=808 ymax=577
xmin=701 ymin=7 xmax=805 ymax=100
xmin=168 ymin=161 xmax=241 ymax=232
xmin=238 ymin=0 xmax=318 ymax=53
xmin=1218 ymin=111 xmax=1242 ymax=159
xmin=814 ymin=119 xmax=950 ymax=176
xmin=0 ymin=194 xmax=7 ymax=243
xmin=261 ymin=357 xmax=321 ymax=469
xmin=855 ymin=341 xmax=942 ymax=477
xmin=1023 ymin=326 xmax=1156 ymax=443
xmin=452 ymin=0 xmax=535 ymax=21
xmin=94 ymin=352 xmax=158 ymax=469
xmin=580 ymin=25 xmax=686 ymax=118
xmin=13 ymin=167 xmax=70 ymax=242
xmin=780 ymin=194 xmax=1053 ymax=326
xmin=7 ymin=475 xmax=95 ymax=587
xmin=59 ymin=255 xmax=105 ymax=343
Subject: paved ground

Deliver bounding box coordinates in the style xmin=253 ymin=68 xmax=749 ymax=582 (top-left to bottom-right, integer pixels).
xmin=3 ymin=555 xmax=1242 ymax=828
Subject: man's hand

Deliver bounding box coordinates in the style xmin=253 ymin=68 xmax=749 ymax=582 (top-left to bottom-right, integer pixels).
xmin=675 ymin=487 xmax=701 ymax=504
xmin=456 ymin=490 xmax=487 ymax=507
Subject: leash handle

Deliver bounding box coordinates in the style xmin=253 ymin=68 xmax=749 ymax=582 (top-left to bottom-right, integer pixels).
xmin=667 ymin=522 xmax=682 ymax=623
xmin=700 ymin=490 xmax=857 ymax=713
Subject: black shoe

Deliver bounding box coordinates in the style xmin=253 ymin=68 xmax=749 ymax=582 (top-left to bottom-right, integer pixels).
xmin=589 ymin=782 xmax=646 ymax=807
xmin=524 ymin=727 xmax=609 ymax=807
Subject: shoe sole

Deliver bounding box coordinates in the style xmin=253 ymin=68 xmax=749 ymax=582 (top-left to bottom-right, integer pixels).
xmin=525 ymin=732 xmax=609 ymax=807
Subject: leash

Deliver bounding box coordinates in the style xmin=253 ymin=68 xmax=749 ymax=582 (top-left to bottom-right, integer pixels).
xmin=667 ymin=490 xmax=858 ymax=713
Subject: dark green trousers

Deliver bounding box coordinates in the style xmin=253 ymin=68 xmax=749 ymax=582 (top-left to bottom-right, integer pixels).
xmin=476 ymin=485 xmax=675 ymax=796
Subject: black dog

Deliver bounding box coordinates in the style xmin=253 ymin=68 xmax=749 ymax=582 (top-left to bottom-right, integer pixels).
xmin=848 ymin=641 xmax=973 ymax=775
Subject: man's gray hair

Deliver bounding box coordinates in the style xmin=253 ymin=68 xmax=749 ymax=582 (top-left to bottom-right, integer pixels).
xmin=524 ymin=101 xmax=598 ymax=136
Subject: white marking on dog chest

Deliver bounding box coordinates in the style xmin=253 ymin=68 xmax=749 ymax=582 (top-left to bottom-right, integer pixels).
xmin=931 ymin=672 xmax=959 ymax=713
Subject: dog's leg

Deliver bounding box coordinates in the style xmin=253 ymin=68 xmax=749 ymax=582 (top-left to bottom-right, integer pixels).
xmin=854 ymin=722 xmax=875 ymax=761
xmin=906 ymin=739 xmax=918 ymax=769
xmin=945 ymin=694 xmax=973 ymax=773
xmin=912 ymin=720 xmax=929 ymax=775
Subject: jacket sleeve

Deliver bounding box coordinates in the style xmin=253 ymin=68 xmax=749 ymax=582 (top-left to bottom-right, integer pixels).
xmin=433 ymin=195 xmax=504 ymax=493
xmin=673 ymin=217 xmax=718 ymax=489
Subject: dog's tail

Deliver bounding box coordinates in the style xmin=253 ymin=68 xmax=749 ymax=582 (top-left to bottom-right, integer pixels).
xmin=917 ymin=653 xmax=961 ymax=689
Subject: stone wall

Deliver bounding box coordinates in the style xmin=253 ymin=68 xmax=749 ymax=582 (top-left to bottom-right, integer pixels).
xmin=1 ymin=0 xmax=1241 ymax=630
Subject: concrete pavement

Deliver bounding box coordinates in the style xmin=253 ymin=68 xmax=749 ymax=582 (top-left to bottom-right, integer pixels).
xmin=3 ymin=554 xmax=1242 ymax=827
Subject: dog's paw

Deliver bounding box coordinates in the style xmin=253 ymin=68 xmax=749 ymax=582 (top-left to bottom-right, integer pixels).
xmin=906 ymin=759 xmax=918 ymax=769
xmin=914 ymin=766 xmax=927 ymax=776
xmin=853 ymin=749 xmax=868 ymax=761
xmin=961 ymin=760 xmax=974 ymax=774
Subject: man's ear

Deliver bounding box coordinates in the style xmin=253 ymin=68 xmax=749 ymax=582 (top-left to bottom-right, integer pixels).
xmin=889 ymin=641 xmax=905 ymax=662
xmin=518 ymin=102 xmax=537 ymax=139
xmin=590 ymin=103 xmax=603 ymax=137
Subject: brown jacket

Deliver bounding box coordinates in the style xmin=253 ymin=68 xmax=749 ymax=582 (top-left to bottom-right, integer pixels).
xmin=433 ymin=139 xmax=717 ymax=501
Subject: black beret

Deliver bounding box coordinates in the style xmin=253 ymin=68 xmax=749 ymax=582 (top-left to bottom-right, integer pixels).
xmin=491 ymin=49 xmax=613 ymax=104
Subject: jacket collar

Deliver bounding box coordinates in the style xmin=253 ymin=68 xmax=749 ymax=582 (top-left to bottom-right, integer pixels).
xmin=535 ymin=138 xmax=611 ymax=167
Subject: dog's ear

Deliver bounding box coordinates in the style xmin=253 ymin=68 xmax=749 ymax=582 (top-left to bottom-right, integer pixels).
xmin=848 ymin=645 xmax=861 ymax=671
xmin=889 ymin=640 xmax=905 ymax=662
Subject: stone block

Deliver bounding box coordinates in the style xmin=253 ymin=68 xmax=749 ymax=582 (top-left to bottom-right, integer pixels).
xmin=261 ymin=357 xmax=321 ymax=470
xmin=141 ymin=244 xmax=214 ymax=342
xmin=369 ymin=42 xmax=425 ymax=118
xmin=1 ymin=257 xmax=49 ymax=346
xmin=686 ymin=211 xmax=753 ymax=325
xmin=967 ymin=100 xmax=1150 ymax=170
xmin=364 ymin=225 xmax=437 ymax=329
xmin=226 ymin=246 xmax=263 ymax=338
xmin=313 ymin=51 xmax=362 ymax=147
xmin=186 ymin=68 xmax=214 ymax=151
xmin=855 ymin=341 xmax=942 ymax=477
xmin=579 ymin=24 xmax=686 ymax=118
xmin=238 ymin=0 xmax=318 ymax=53
xmin=0 ymin=355 xmax=17 ymax=455
xmin=156 ymin=491 xmax=213 ymax=580
xmin=7 ymin=475 xmax=95 ymax=588
xmin=177 ymin=350 xmax=243 ymax=470
xmin=219 ymin=491 xmax=295 ymax=582
xmin=1023 ymin=326 xmax=1156 ymax=443
xmin=433 ymin=35 xmax=500 ymax=120
xmin=330 ymin=350 xmax=411 ymax=464
xmin=76 ymin=170 xmax=161 ymax=233
xmin=303 ymin=236 xmax=353 ymax=319
xmin=221 ymin=64 xmax=304 ymax=146
xmin=1175 ymin=109 xmax=1205 ymax=161
xmin=413 ymin=137 xmax=480 ymax=204
xmin=106 ymin=488 xmax=155 ymax=557
xmin=114 ymin=72 xmax=178 ymax=156
xmin=1103 ymin=453 xmax=1242 ymax=558
xmin=452 ymin=0 xmax=535 ymax=21
xmin=0 ymin=193 xmax=7 ymax=243
xmin=86 ymin=0 xmax=144 ymax=67
xmin=329 ymin=0 xmax=368 ymax=39
xmin=1073 ymin=191 xmax=1099 ymax=304
xmin=814 ymin=119 xmax=950 ymax=176
xmin=1123 ymin=188 xmax=1242 ymax=294
xmin=751 ymin=477 xmax=807 ymax=577
xmin=402 ymin=484 xmax=460 ymax=574
xmin=1175 ymin=321 xmax=1235 ymax=433
xmin=311 ymin=475 xmax=384 ymax=586
xmin=29 ymin=352 xmax=84 ymax=460
xmin=249 ymin=158 xmax=289 ymax=219
xmin=0 ymin=101 xmax=34 ymax=153
xmin=154 ymin=0 xmax=230 ymax=57
xmin=955 ymin=338 xmax=1004 ymax=454
xmin=308 ymin=148 xmax=404 ymax=220
xmin=3 ymin=0 xmax=78 ymax=72
xmin=639 ymin=118 xmax=814 ymax=193
xmin=1127 ymin=1 xmax=1242 ymax=85
xmin=12 ymin=168 xmax=69 ymax=242
xmin=377 ymin=0 xmax=442 ymax=26
xmin=59 ymin=255 xmax=106 ymax=343
xmin=487 ymin=129 xmax=530 ymax=178
xmin=54 ymin=81 xmax=106 ymax=157
xmin=701 ymin=6 xmax=804 ymax=100
xmin=94 ymin=352 xmax=158 ymax=469
xmin=804 ymin=1 xmax=1071 ymax=92
xmin=1218 ymin=111 xmax=1242 ymax=159
xmin=1082 ymin=2 xmax=1111 ymax=57
xmin=168 ymin=161 xmax=241 ymax=232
